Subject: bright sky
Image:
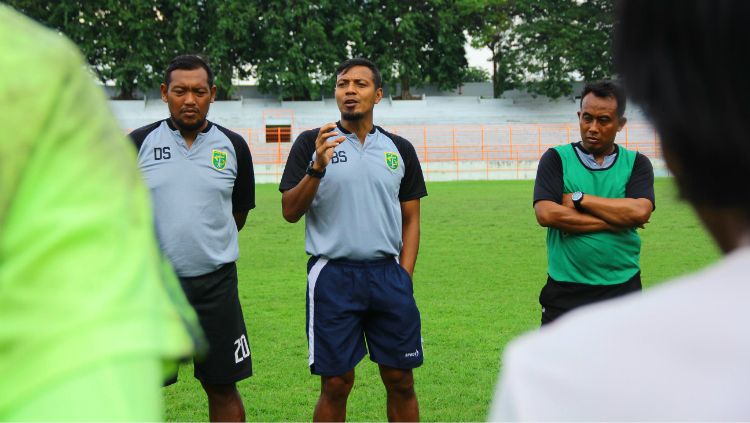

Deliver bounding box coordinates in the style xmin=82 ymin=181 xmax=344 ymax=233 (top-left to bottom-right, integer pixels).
xmin=234 ymin=41 xmax=494 ymax=85
xmin=466 ymin=41 xmax=493 ymax=74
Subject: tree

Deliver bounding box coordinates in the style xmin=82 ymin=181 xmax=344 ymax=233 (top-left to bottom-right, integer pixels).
xmin=463 ymin=0 xmax=614 ymax=99
xmin=423 ymin=1 xmax=470 ymax=93
xmin=568 ymin=0 xmax=615 ymax=83
xmin=250 ymin=1 xmax=351 ymax=100
xmin=165 ymin=0 xmax=262 ymax=100
xmin=503 ymin=0 xmax=614 ymax=98
xmin=207 ymin=1 xmax=261 ymax=100
xmin=462 ymin=0 xmax=514 ymax=98
xmin=8 ymin=0 xmax=263 ymax=100
xmin=353 ymin=0 xmax=468 ymax=99
xmin=8 ymin=0 xmax=473 ymax=101
xmin=7 ymin=1 xmax=173 ymax=99
xmin=461 ymin=66 xmax=491 ymax=83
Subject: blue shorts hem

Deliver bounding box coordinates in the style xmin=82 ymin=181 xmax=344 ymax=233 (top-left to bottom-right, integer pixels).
xmin=309 ymin=352 xmax=366 ymax=376
xmin=369 ymin=355 xmax=424 ymax=370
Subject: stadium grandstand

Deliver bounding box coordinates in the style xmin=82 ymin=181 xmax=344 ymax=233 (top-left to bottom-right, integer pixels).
xmin=111 ymin=82 xmax=665 ymax=183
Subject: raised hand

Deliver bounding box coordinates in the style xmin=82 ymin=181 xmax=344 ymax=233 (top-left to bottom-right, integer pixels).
xmin=313 ymin=122 xmax=346 ymax=171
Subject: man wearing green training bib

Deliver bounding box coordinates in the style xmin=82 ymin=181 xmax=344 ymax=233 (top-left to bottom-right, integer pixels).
xmin=533 ymin=81 xmax=655 ymax=325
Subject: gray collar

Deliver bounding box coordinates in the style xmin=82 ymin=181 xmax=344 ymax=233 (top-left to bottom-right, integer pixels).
xmin=574 ymin=142 xmax=618 ymax=169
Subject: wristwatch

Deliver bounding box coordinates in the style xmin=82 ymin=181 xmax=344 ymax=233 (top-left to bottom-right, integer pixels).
xmin=306 ymin=161 xmax=326 ymax=179
xmin=572 ymin=191 xmax=584 ymax=211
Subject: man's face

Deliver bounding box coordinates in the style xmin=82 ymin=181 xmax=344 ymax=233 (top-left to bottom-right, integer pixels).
xmin=335 ymin=65 xmax=383 ymax=121
xmin=577 ymin=93 xmax=626 ymax=156
xmin=161 ymin=67 xmax=216 ymax=132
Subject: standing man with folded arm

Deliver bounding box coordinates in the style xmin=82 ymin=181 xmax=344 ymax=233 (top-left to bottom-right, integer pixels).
xmin=533 ymin=80 xmax=655 ymax=325
xmin=491 ymin=1 xmax=750 ymax=420
xmin=280 ymin=58 xmax=427 ymax=422
xmin=129 ymin=54 xmax=255 ymax=422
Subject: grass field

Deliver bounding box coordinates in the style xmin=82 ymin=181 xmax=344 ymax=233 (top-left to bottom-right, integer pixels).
xmin=164 ymin=178 xmax=719 ymax=421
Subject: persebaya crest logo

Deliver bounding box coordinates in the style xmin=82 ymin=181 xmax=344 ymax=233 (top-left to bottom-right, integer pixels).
xmin=384 ymin=152 xmax=399 ymax=171
xmin=212 ymin=149 xmax=227 ymax=170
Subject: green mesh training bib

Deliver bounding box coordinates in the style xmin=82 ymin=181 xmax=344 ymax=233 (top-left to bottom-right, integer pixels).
xmin=546 ymin=143 xmax=641 ymax=285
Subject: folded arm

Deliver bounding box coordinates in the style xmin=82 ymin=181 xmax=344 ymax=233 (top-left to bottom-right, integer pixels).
xmin=534 ymin=200 xmax=616 ymax=233
xmin=563 ymin=193 xmax=653 ymax=228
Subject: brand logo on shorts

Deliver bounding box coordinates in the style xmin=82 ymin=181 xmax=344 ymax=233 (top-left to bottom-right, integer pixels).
xmin=404 ymin=349 xmax=420 ymax=358
xmin=385 ymin=152 xmax=399 ymax=171
xmin=212 ymin=149 xmax=227 ymax=170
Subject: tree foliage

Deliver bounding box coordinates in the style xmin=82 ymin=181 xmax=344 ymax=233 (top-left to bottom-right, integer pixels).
xmin=164 ymin=0 xmax=261 ymax=100
xmin=462 ymin=66 xmax=491 ymax=83
xmin=503 ymin=0 xmax=615 ymax=98
xmin=7 ymin=0 xmax=171 ymax=99
xmin=7 ymin=0 xmax=615 ymax=100
xmin=463 ymin=0 xmax=614 ymax=98
xmin=7 ymin=0 xmax=261 ymax=99
xmin=252 ymin=1 xmax=351 ymax=100
xmin=462 ymin=0 xmax=514 ymax=97
xmin=352 ymin=0 xmax=467 ymax=99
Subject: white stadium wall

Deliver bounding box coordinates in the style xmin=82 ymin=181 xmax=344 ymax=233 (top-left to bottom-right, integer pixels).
xmin=111 ymin=91 xmax=667 ymax=184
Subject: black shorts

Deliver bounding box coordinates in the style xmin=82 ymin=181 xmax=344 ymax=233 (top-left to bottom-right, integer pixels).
xmin=539 ymin=271 xmax=642 ymax=326
xmin=167 ymin=262 xmax=252 ymax=385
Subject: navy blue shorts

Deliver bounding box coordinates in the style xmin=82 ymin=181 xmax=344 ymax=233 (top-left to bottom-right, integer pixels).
xmin=306 ymin=256 xmax=423 ymax=376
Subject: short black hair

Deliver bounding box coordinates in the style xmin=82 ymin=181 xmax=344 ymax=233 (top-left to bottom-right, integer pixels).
xmin=615 ymin=0 xmax=750 ymax=211
xmin=164 ymin=54 xmax=214 ymax=88
xmin=580 ymin=80 xmax=627 ymax=119
xmin=335 ymin=58 xmax=382 ymax=89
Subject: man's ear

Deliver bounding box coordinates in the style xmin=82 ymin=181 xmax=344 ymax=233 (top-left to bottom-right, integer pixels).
xmin=160 ymin=83 xmax=168 ymax=103
xmin=374 ymin=87 xmax=383 ymax=104
xmin=210 ymin=85 xmax=217 ymax=103
xmin=617 ymin=116 xmax=627 ymax=131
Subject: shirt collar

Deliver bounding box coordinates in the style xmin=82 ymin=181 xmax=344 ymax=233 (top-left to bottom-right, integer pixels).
xmin=165 ymin=118 xmax=213 ymax=134
xmin=336 ymin=121 xmax=376 ymax=135
xmin=574 ymin=141 xmax=619 ymax=169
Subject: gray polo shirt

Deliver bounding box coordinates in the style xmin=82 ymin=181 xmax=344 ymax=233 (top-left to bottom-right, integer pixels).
xmin=279 ymin=122 xmax=427 ymax=260
xmin=130 ymin=119 xmax=254 ymax=277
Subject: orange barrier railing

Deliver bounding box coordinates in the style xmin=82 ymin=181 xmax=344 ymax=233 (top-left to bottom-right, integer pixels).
xmin=129 ymin=123 xmax=659 ymax=181
xmin=230 ymin=123 xmax=660 ymax=181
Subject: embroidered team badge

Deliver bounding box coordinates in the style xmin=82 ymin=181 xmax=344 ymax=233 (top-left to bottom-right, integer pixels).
xmin=212 ymin=149 xmax=227 ymax=170
xmin=384 ymin=152 xmax=399 ymax=171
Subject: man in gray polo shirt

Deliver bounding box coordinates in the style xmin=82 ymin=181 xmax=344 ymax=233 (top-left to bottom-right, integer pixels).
xmin=280 ymin=58 xmax=427 ymax=422
xmin=130 ymin=55 xmax=254 ymax=422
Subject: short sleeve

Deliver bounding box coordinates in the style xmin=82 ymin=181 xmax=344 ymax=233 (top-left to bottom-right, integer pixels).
xmin=381 ymin=130 xmax=427 ymax=202
xmin=216 ymin=126 xmax=255 ymax=213
xmin=533 ymin=148 xmax=564 ymax=205
xmin=128 ymin=121 xmax=162 ymax=153
xmin=625 ymin=153 xmax=655 ymax=209
xmin=279 ymin=129 xmax=317 ymax=192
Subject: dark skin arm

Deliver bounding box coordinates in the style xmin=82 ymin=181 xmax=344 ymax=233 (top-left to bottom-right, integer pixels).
xmin=281 ymin=123 xmax=345 ymax=222
xmin=562 ymin=193 xmax=653 ymax=228
xmin=281 ymin=173 xmax=322 ymax=223
xmin=233 ymin=211 xmax=248 ymax=231
xmin=534 ymin=200 xmax=616 ymax=233
xmin=399 ymin=199 xmax=421 ymax=278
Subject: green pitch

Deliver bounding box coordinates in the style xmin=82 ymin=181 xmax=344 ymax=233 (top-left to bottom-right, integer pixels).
xmin=164 ymin=178 xmax=719 ymax=421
